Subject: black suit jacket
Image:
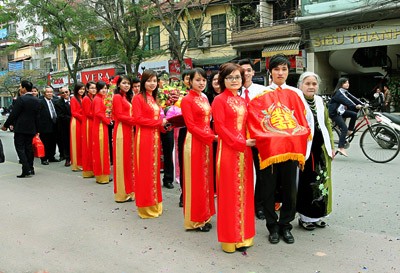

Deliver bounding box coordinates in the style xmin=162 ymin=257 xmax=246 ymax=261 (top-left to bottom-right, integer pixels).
xmin=38 ymin=97 xmax=59 ymax=134
xmin=4 ymin=93 xmax=40 ymax=135
xmin=54 ymin=97 xmax=71 ymax=126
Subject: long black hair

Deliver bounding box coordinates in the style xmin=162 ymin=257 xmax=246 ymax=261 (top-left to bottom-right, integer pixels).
xmin=73 ymin=82 xmax=85 ymax=104
xmin=333 ymin=77 xmax=349 ymax=95
xmin=140 ymin=70 xmax=158 ymax=103
xmin=114 ymin=75 xmax=133 ymax=103
xmin=96 ymin=81 xmax=107 ymax=93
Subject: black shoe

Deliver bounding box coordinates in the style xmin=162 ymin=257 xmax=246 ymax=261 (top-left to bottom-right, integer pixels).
xmin=163 ymin=182 xmax=174 ymax=189
xmin=178 ymin=200 xmax=183 ymax=207
xmin=280 ymin=229 xmax=295 ymax=244
xmin=49 ymin=158 xmax=60 ymax=162
xmin=196 ymin=225 xmax=210 ymax=232
xmin=41 ymin=160 xmax=49 ymax=165
xmin=236 ymin=247 xmax=248 ymax=253
xmin=17 ymin=173 xmax=31 ymax=178
xmin=205 ymin=222 xmax=212 ymax=229
xmin=64 ymin=160 xmax=71 ymax=167
xmin=268 ymin=232 xmax=280 ymax=244
xmin=256 ymin=209 xmax=265 ymax=220
xmin=30 ymin=169 xmax=35 ymax=175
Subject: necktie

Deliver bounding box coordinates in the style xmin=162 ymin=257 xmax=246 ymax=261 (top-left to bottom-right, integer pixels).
xmin=49 ymin=100 xmax=57 ymax=123
xmin=244 ymin=89 xmax=250 ymax=104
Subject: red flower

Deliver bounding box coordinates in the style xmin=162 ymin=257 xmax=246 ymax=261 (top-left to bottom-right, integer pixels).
xmin=111 ymin=75 xmax=120 ymax=85
xmin=101 ymin=76 xmax=110 ymax=85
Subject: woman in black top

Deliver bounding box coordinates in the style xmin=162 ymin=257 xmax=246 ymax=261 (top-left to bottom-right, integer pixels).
xmin=328 ymin=77 xmax=363 ymax=156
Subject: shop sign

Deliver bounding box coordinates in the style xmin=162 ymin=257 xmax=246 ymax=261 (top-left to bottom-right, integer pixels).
xmin=310 ymin=19 xmax=400 ymax=52
xmin=50 ymin=74 xmax=70 ymax=88
xmin=81 ymin=68 xmax=115 ymax=84
xmin=138 ymin=60 xmax=169 ymax=75
xmin=168 ymin=58 xmax=193 ymax=78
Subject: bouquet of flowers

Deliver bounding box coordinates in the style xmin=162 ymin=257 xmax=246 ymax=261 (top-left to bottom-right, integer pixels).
xmin=157 ymin=80 xmax=187 ymax=114
xmin=102 ymin=76 xmax=119 ymax=118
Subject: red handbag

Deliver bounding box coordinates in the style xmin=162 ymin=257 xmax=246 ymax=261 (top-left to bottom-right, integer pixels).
xmin=32 ymin=135 xmax=45 ymax=158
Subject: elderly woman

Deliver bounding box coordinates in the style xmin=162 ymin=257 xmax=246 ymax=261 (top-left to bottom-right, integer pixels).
xmin=297 ymin=72 xmax=334 ymax=231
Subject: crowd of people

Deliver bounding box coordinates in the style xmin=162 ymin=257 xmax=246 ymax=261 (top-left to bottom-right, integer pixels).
xmin=2 ymin=54 xmax=346 ymax=253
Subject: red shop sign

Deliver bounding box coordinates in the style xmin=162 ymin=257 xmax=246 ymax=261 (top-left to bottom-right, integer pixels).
xmin=168 ymin=58 xmax=193 ymax=77
xmin=81 ymin=68 xmax=116 ymax=84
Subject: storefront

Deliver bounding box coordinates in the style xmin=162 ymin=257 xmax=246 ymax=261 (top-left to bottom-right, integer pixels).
xmin=307 ymin=19 xmax=400 ymax=97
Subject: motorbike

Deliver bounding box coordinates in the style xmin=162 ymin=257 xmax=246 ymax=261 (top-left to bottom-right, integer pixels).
xmin=375 ymin=111 xmax=400 ymax=135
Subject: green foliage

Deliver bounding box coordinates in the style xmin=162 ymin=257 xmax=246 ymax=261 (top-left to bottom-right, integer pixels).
xmin=387 ymin=77 xmax=400 ymax=108
xmin=0 ymin=70 xmax=43 ymax=97
xmin=88 ymin=0 xmax=155 ymax=76
xmin=10 ymin=0 xmax=101 ymax=83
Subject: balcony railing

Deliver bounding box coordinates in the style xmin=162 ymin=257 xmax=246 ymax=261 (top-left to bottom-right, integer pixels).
xmin=78 ymin=55 xmax=119 ymax=68
xmin=231 ymin=22 xmax=301 ymax=46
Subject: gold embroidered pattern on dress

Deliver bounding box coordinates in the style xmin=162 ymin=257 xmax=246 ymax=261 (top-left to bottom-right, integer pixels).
xmin=194 ymin=96 xmax=211 ymax=124
xmin=227 ymin=96 xmax=246 ymax=131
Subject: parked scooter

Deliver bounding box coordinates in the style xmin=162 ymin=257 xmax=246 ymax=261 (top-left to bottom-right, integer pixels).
xmin=375 ymin=111 xmax=400 ymax=136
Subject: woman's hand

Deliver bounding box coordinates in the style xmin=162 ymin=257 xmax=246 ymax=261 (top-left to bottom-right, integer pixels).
xmin=356 ymin=104 xmax=362 ymax=109
xmin=214 ymin=135 xmax=218 ymax=142
xmin=162 ymin=118 xmax=168 ymax=126
xmin=246 ymin=139 xmax=256 ymax=147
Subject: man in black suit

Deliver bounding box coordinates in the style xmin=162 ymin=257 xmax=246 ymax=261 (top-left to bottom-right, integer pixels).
xmin=2 ymin=80 xmax=40 ymax=178
xmin=38 ymin=86 xmax=60 ymax=165
xmin=55 ymin=86 xmax=71 ymax=167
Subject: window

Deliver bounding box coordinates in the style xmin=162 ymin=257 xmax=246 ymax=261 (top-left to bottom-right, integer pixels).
xmin=145 ymin=26 xmax=160 ymax=51
xmin=211 ymin=14 xmax=227 ymax=45
xmin=169 ymin=23 xmax=181 ymax=48
xmin=188 ymin=19 xmax=201 ymax=48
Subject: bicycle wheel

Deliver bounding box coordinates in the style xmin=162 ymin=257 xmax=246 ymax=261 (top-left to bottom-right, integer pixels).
xmin=360 ymin=124 xmax=400 ymax=163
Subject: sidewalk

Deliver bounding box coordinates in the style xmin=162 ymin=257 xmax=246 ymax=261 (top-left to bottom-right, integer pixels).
xmin=0 ymin=130 xmax=399 ymax=273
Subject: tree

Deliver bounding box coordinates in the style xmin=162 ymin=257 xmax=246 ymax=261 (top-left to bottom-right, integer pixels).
xmin=151 ymin=0 xmax=212 ymax=73
xmin=15 ymin=0 xmax=100 ymax=84
xmin=0 ymin=69 xmax=43 ymax=97
xmin=86 ymin=0 xmax=156 ymax=76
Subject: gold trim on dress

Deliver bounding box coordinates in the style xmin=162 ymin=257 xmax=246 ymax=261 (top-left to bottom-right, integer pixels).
xmin=70 ymin=117 xmax=78 ymax=170
xmin=221 ymin=238 xmax=254 ymax=253
xmin=95 ymin=174 xmax=110 ymax=184
xmin=114 ymin=123 xmax=129 ymax=202
xmin=138 ymin=202 xmax=163 ymax=219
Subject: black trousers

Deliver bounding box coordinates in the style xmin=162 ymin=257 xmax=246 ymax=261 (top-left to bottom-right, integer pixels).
xmin=40 ymin=131 xmax=57 ymax=161
xmin=261 ymin=160 xmax=298 ymax=233
xmin=14 ymin=133 xmax=35 ymax=174
xmin=178 ymin=127 xmax=187 ymax=203
xmin=160 ymin=130 xmax=174 ymax=185
xmin=252 ymin=147 xmax=265 ymax=212
xmin=60 ymin=123 xmax=70 ymax=160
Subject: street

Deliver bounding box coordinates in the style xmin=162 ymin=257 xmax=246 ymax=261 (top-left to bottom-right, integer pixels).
xmin=0 ymin=129 xmax=399 ymax=273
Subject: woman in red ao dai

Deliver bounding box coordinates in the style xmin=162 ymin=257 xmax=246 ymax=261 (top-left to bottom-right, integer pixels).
xmin=112 ymin=75 xmax=136 ymax=203
xmin=212 ymin=62 xmax=256 ymax=253
xmin=181 ymin=68 xmax=216 ymax=232
xmin=132 ymin=70 xmax=168 ymax=218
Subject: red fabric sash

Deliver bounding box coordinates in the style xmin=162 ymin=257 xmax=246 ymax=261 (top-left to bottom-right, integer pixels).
xmin=247 ymin=87 xmax=310 ymax=169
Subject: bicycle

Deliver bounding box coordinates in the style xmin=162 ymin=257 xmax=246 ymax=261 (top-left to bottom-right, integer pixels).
xmin=331 ymin=106 xmax=400 ymax=163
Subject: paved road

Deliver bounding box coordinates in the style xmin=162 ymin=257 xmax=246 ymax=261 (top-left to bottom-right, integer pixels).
xmin=0 ymin=129 xmax=399 ymax=273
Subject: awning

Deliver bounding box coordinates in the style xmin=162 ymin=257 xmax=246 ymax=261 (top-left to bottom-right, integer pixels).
xmin=262 ymin=42 xmax=300 ymax=58
xmin=193 ymin=55 xmax=237 ymax=66
xmin=9 ymin=55 xmax=32 ymax=62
